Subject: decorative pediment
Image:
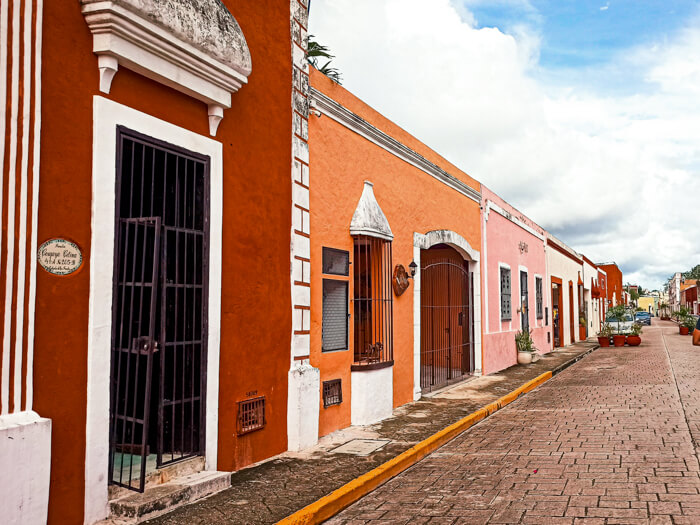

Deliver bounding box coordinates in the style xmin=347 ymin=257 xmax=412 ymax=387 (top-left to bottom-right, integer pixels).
xmin=81 ymin=0 xmax=252 ymax=136
xmin=350 ymin=181 xmax=393 ymax=241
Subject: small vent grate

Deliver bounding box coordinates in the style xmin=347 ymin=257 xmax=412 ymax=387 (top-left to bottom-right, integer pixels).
xmin=237 ymin=396 xmax=266 ymax=435
xmin=323 ymin=379 xmax=342 ymax=408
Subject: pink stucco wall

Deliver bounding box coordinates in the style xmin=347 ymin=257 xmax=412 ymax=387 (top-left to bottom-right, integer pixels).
xmin=481 ymin=186 xmax=551 ymax=375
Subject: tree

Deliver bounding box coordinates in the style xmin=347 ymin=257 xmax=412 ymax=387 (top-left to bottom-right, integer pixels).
xmin=630 ymin=289 xmax=640 ymax=302
xmin=307 ymin=36 xmax=342 ymax=84
xmin=683 ymin=264 xmax=700 ymax=280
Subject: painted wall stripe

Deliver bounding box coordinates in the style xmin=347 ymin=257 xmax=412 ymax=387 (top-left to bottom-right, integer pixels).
xmin=0 ymin=0 xmax=40 ymax=414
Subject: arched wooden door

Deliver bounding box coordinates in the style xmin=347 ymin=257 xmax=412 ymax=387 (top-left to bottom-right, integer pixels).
xmin=420 ymin=244 xmax=473 ymax=392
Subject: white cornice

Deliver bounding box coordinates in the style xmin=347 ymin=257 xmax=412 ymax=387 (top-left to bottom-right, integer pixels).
xmin=485 ymin=200 xmax=545 ymax=241
xmin=81 ymin=0 xmax=252 ymax=136
xmin=310 ymin=88 xmax=481 ymax=204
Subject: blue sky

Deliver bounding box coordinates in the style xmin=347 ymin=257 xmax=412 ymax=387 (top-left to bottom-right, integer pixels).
xmin=464 ymin=0 xmax=698 ymax=69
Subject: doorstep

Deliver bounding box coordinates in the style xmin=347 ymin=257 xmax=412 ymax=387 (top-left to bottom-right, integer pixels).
xmin=99 ymin=457 xmax=231 ymax=524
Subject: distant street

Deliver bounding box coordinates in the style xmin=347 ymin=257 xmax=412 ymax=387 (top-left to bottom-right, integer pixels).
xmin=330 ymin=320 xmax=700 ymax=524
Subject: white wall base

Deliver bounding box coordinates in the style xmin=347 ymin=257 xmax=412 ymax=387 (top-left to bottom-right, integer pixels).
xmin=351 ymin=366 xmax=393 ymax=426
xmin=0 ymin=411 xmax=51 ymax=525
xmin=287 ymin=362 xmax=320 ymax=451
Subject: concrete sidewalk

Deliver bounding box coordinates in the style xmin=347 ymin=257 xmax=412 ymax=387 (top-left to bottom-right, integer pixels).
xmin=145 ymin=340 xmax=599 ymax=525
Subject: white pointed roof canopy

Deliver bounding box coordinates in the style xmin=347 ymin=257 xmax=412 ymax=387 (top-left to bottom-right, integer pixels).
xmin=350 ymin=181 xmax=394 ymax=241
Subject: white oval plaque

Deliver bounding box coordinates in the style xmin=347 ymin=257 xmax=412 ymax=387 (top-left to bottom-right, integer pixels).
xmin=38 ymin=238 xmax=83 ymax=276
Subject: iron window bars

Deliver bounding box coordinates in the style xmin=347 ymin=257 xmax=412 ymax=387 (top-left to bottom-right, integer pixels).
xmin=322 ymin=379 xmax=343 ymax=408
xmin=500 ymin=267 xmax=511 ymax=321
xmin=536 ymin=276 xmax=543 ymax=319
xmin=352 ymin=235 xmax=393 ymax=368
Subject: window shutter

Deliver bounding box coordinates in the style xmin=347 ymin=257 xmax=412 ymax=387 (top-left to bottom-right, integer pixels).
xmin=322 ymin=279 xmax=348 ymax=351
xmin=500 ymin=267 xmax=511 ymax=320
xmin=536 ymin=277 xmax=543 ymax=319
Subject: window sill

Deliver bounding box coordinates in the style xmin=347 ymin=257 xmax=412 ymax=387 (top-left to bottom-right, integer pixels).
xmin=351 ymin=360 xmax=394 ymax=372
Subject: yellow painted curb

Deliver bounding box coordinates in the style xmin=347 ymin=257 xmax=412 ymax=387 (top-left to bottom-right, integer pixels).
xmin=277 ymin=370 xmax=553 ymax=525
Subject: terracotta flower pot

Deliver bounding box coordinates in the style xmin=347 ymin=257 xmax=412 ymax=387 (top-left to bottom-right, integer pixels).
xmin=680 ymin=326 xmax=690 ymax=335
xmin=627 ymin=335 xmax=641 ymax=346
xmin=613 ymin=335 xmax=626 ymax=347
xmin=517 ymin=351 xmax=533 ymax=365
xmin=597 ymin=336 xmax=610 ymax=347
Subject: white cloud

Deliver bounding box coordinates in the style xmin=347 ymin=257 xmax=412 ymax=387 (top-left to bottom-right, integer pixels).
xmin=309 ymin=0 xmax=700 ymax=289
xmin=600 ymin=3 xmax=610 ymax=12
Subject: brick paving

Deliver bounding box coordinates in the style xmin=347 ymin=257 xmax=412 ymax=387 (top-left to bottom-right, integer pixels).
xmin=144 ymin=341 xmax=597 ymax=524
xmin=329 ymin=320 xmax=700 ymax=524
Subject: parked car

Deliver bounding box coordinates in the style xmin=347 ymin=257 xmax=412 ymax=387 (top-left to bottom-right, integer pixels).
xmin=605 ymin=311 xmax=636 ymax=334
xmin=635 ymin=311 xmax=652 ymax=325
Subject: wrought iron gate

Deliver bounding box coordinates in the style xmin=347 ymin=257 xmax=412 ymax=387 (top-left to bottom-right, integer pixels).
xmin=420 ymin=247 xmax=474 ymax=392
xmin=109 ymin=128 xmax=209 ymax=491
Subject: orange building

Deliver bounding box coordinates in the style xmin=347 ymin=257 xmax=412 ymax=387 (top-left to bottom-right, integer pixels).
xmin=1 ymin=1 xmax=307 ymax=523
xmin=597 ymin=262 xmax=624 ymax=308
xmin=307 ymin=70 xmax=483 ymax=438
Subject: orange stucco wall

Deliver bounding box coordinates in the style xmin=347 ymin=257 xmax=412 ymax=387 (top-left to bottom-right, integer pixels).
xmin=309 ymin=70 xmax=481 ymax=437
xmin=35 ymin=2 xmax=292 ymax=523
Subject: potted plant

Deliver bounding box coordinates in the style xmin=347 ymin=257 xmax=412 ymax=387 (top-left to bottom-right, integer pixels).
xmin=515 ymin=329 xmax=536 ymax=365
xmin=627 ymin=322 xmax=642 ymax=346
xmin=597 ymin=323 xmax=613 ymax=347
xmin=682 ymin=315 xmax=695 ymax=335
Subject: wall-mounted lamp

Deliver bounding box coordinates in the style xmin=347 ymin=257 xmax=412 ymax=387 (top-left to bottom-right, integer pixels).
xmin=408 ymin=260 xmax=417 ymax=279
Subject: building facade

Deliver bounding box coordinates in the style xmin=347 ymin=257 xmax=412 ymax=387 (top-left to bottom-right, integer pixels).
xmin=546 ymin=236 xmax=583 ymax=348
xmin=2 ymin=1 xmax=305 ymax=523
xmin=598 ymin=263 xmax=624 ymax=308
xmin=481 ymin=187 xmax=550 ymax=374
xmin=308 ymin=69 xmax=483 ymax=437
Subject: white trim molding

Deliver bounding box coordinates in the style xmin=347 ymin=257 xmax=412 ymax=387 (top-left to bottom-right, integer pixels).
xmin=86 ymin=96 xmax=223 ymax=524
xmin=310 ymin=88 xmax=481 ymax=204
xmin=484 ymin=200 xmax=545 ymax=241
xmin=413 ymin=230 xmax=482 ymax=399
xmin=80 ymin=0 xmax=252 ymax=136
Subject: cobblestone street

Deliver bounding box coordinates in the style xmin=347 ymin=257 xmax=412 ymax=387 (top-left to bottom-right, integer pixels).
xmin=330 ymin=320 xmax=700 ymax=524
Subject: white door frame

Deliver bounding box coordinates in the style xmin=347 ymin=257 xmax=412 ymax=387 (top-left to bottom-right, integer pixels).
xmin=412 ymin=230 xmax=481 ymax=400
xmin=84 ymin=97 xmax=223 ymax=524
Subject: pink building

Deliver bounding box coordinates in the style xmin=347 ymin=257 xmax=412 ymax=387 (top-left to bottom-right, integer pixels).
xmin=481 ymin=187 xmax=551 ymax=374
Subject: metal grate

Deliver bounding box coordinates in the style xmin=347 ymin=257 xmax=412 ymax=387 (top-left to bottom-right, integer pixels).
xmin=520 ymin=271 xmax=529 ymax=331
xmin=352 ymin=236 xmax=393 ymax=367
xmin=323 ymin=247 xmax=349 ymax=276
xmin=322 ymin=279 xmax=348 ymax=351
xmin=323 ymin=379 xmax=343 ymax=408
xmin=420 ymin=245 xmax=474 ymax=392
xmin=500 ymin=267 xmax=511 ymax=320
xmin=109 ymin=127 xmax=209 ymax=492
xmin=237 ymin=396 xmax=266 ymax=435
xmin=536 ymin=277 xmax=543 ymax=319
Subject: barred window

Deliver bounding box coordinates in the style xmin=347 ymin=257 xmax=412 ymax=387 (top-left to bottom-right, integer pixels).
xmin=536 ymin=276 xmax=543 ymax=319
xmin=322 ymin=280 xmax=348 ymax=352
xmin=500 ymin=267 xmax=511 ymax=321
xmin=353 ymin=236 xmax=393 ymax=367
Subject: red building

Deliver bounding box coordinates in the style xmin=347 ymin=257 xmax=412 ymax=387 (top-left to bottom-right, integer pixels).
xmin=682 ymin=285 xmax=698 ymax=314
xmin=597 ymin=263 xmax=624 ymax=308
xmin=1 ymin=1 xmax=306 ymax=523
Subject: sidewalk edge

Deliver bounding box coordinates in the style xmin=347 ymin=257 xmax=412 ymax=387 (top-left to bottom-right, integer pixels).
xmin=277 ymin=371 xmax=553 ymax=525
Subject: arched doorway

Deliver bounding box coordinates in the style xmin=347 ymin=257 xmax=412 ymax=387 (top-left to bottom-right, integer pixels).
xmin=420 ymin=244 xmax=474 ymax=392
